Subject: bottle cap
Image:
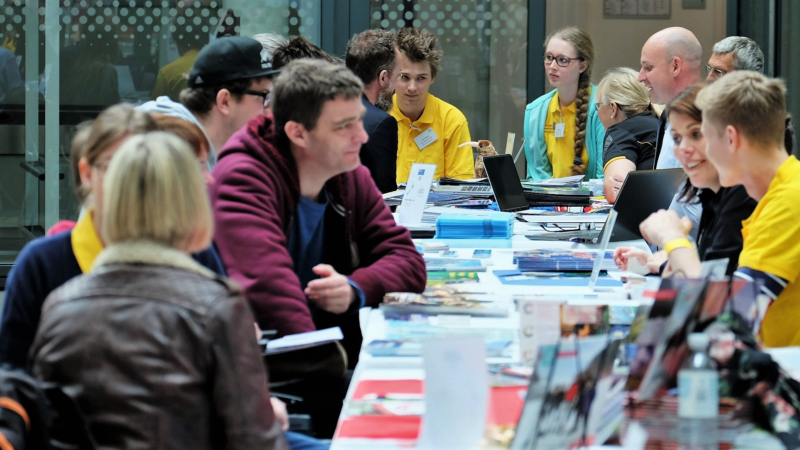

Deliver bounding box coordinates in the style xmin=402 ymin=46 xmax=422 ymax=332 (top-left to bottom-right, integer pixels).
xmin=687 ymin=332 xmax=710 ymax=351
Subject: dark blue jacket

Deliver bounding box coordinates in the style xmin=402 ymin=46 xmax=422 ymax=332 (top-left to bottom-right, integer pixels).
xmin=0 ymin=231 xmax=226 ymax=370
xmin=360 ymin=95 xmax=398 ymax=194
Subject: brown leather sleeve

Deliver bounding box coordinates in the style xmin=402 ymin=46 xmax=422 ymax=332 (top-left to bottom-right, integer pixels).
xmin=206 ymin=291 xmax=288 ymax=450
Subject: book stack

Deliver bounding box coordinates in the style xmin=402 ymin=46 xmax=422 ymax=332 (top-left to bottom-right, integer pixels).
xmin=435 ymin=213 xmax=514 ymax=239
xmin=514 ymin=249 xmax=617 ymax=272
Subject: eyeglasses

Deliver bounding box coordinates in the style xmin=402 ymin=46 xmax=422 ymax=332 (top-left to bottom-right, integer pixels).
xmin=543 ymin=53 xmax=583 ymax=67
xmin=92 ymin=159 xmax=112 ymax=173
xmin=705 ymin=65 xmax=727 ymax=79
xmin=243 ymin=89 xmax=272 ymax=108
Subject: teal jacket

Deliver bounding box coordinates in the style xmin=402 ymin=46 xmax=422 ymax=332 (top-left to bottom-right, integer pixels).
xmin=523 ymin=86 xmax=606 ymax=181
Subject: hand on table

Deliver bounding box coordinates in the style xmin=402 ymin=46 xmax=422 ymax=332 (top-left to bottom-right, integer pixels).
xmin=271 ymin=397 xmax=289 ymax=432
xmin=305 ymin=264 xmax=356 ymax=314
xmin=613 ymin=247 xmax=649 ymax=271
xmin=639 ymin=209 xmax=693 ymax=247
xmin=646 ymin=251 xmax=668 ymax=274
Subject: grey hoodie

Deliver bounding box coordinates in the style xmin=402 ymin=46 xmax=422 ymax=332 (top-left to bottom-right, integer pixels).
xmin=136 ymin=96 xmax=217 ymax=169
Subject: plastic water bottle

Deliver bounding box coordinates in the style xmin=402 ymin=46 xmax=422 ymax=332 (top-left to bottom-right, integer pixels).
xmin=677 ymin=333 xmax=719 ymax=449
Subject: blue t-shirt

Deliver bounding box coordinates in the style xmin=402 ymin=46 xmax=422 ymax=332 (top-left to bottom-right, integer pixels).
xmin=287 ymin=190 xmax=365 ymax=314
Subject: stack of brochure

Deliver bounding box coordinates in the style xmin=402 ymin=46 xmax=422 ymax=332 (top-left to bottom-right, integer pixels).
xmin=514 ymin=249 xmax=617 ymax=272
xmin=435 ymin=213 xmax=514 ymax=239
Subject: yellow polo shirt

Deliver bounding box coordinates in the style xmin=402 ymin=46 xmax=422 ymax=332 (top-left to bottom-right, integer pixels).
xmin=544 ymin=91 xmax=589 ymax=179
xmin=740 ymin=156 xmax=800 ymax=347
xmin=70 ymin=211 xmax=104 ymax=273
xmin=391 ymin=93 xmax=474 ymax=184
xmin=151 ymin=49 xmax=199 ymax=101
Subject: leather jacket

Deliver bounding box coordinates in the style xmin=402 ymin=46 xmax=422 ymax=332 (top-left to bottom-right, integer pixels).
xmin=29 ymin=241 xmax=287 ymax=450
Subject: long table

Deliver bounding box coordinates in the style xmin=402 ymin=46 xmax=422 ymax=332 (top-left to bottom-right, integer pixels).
xmin=330 ymin=208 xmax=651 ymax=449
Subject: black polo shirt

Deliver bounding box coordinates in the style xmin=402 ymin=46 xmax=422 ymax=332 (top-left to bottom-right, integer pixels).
xmin=602 ymin=111 xmax=660 ymax=171
xmin=696 ymin=185 xmax=758 ymax=276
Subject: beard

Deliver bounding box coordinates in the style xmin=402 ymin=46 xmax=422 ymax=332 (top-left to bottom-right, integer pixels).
xmin=375 ymin=87 xmax=394 ymax=112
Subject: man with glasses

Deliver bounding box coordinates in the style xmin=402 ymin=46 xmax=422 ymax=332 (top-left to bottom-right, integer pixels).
xmin=704 ymin=36 xmax=796 ymax=156
xmin=139 ymin=36 xmax=278 ymax=169
xmin=706 ymin=36 xmax=764 ymax=81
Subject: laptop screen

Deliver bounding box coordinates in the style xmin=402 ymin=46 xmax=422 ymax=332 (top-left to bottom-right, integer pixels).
xmin=483 ymin=154 xmax=529 ymax=212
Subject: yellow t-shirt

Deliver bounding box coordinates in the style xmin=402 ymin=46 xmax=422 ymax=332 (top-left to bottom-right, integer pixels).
xmin=739 ymin=156 xmax=800 ymax=347
xmin=391 ymin=93 xmax=474 ymax=184
xmin=150 ymin=49 xmax=200 ymax=101
xmin=544 ymin=91 xmax=589 ymax=179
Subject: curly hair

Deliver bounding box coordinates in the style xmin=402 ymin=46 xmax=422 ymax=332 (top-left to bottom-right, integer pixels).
xmin=546 ymin=27 xmax=594 ymax=176
xmin=396 ymin=28 xmax=443 ymax=79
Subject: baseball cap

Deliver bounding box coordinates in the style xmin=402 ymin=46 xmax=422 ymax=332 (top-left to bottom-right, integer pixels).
xmin=188 ymin=36 xmax=281 ymax=88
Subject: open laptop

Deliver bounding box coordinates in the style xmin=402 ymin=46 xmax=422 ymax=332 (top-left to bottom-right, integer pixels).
xmin=483 ymin=154 xmax=530 ymax=212
xmin=608 ymin=168 xmax=684 ymax=241
xmin=524 ymin=168 xmax=685 ymax=242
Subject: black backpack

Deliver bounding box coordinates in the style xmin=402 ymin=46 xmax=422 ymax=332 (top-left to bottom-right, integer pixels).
xmin=0 ymin=368 xmax=95 ymax=450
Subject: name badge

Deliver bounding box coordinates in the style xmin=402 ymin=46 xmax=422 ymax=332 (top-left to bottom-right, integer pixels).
xmin=413 ymin=127 xmax=439 ymax=151
xmin=554 ymin=122 xmax=565 ymax=138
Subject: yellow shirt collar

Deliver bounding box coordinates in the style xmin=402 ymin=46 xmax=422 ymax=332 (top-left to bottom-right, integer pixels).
xmin=550 ymin=91 xmax=577 ymax=115
xmin=71 ymin=210 xmax=104 ymax=274
xmin=391 ymin=93 xmax=437 ymax=125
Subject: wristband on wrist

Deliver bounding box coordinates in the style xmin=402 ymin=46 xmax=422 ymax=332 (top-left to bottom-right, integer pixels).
xmin=664 ymin=238 xmax=693 ymax=256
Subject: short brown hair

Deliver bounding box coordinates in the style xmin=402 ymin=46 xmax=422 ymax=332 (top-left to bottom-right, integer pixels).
xmin=84 ymin=104 xmax=158 ymax=166
xmin=271 ymin=36 xmax=342 ymax=70
xmin=273 ymin=59 xmax=363 ymax=133
xmin=151 ymin=113 xmax=209 ymax=159
xmin=346 ymin=30 xmax=396 ymax=85
xmin=396 ymin=28 xmax=442 ymax=79
xmin=695 ymin=71 xmax=787 ymax=148
xmin=70 ymin=121 xmax=93 ymax=203
xmin=179 ymin=77 xmax=268 ymax=117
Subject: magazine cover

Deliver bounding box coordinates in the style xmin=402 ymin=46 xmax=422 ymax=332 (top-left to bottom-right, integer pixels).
xmin=638 ymin=279 xmax=762 ymax=401
xmin=509 ymin=343 xmax=558 ymax=450
xmin=560 ymin=305 xmax=610 ymax=338
xmin=637 ymin=279 xmax=708 ymax=401
xmin=381 ymin=288 xmax=509 ymax=317
xmin=533 ymin=335 xmax=610 ymax=449
xmin=423 ymin=257 xmax=487 ymax=272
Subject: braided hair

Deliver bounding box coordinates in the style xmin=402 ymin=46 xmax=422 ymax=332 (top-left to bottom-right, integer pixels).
xmin=546 ymin=27 xmax=595 ymax=176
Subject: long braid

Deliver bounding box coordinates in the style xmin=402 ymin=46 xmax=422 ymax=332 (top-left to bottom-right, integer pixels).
xmin=571 ymin=71 xmax=591 ymax=176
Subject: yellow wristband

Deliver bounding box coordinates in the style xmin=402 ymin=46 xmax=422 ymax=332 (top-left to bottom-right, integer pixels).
xmin=664 ymin=238 xmax=693 ymax=256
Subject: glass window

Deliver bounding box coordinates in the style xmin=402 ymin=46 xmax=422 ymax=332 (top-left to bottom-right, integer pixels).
xmin=545 ymin=0 xmax=727 ymax=94
xmin=370 ymin=0 xmax=528 ymax=161
xmin=0 ymin=0 xmax=320 ymax=273
xmin=780 ymin=1 xmax=799 ymax=156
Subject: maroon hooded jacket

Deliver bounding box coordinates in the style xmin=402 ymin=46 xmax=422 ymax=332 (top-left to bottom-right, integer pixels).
xmin=210 ymin=115 xmax=426 ymax=340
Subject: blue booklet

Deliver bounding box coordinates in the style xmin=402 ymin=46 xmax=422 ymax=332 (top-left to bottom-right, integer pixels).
xmin=435 ymin=213 xmax=515 ymax=239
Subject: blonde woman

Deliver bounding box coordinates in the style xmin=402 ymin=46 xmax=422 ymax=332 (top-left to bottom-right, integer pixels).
xmin=30 ymin=133 xmax=287 ymax=449
xmin=596 ymin=67 xmax=662 ymax=202
xmin=524 ymin=27 xmax=604 ymax=181
xmin=0 ymin=104 xmax=225 ymax=370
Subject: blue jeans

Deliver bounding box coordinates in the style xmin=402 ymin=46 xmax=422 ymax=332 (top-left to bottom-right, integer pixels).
xmin=285 ymin=431 xmax=330 ymax=450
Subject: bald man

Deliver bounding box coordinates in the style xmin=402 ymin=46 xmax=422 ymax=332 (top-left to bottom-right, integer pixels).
xmin=639 ymin=27 xmax=703 ymax=234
